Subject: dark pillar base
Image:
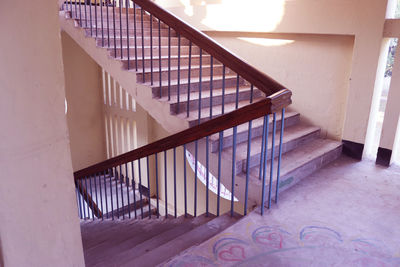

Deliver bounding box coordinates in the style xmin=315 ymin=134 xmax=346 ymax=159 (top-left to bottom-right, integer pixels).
xmin=376 ymin=147 xmax=392 ymax=167
xmin=342 ymin=140 xmax=364 ymax=160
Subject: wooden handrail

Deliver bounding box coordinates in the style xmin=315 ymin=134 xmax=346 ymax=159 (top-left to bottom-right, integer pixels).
xmin=74 ymin=89 xmax=292 ymax=179
xmin=132 ymin=0 xmax=287 ymax=96
xmin=75 ymin=180 xmax=103 ymax=218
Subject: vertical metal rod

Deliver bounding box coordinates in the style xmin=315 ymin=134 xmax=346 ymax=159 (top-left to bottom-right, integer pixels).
xmin=206 ymin=136 xmax=209 ymax=217
xmin=155 ymin=153 xmax=160 ymax=218
xmin=93 ymin=174 xmax=99 ymax=219
xmin=140 ymin=8 xmax=145 ymax=80
xmin=89 ymin=0 xmax=93 ymax=36
xmin=78 ymin=0 xmax=82 ymax=27
xmin=217 ymin=131 xmax=223 ymax=216
xmin=74 ymin=0 xmax=77 ymax=19
xmin=110 ymin=169 xmax=114 ymax=220
xmin=261 ymin=116 xmax=270 ymax=215
xmin=112 ymin=0 xmax=117 ymax=57
xmin=194 ymin=140 xmax=198 ymax=217
xmin=138 ymin=157 xmax=144 ymax=218
xmin=119 ymin=165 xmax=124 ymax=219
xmin=187 ymin=41 xmax=192 ymax=118
xmin=89 ymin=175 xmax=94 ymax=220
xmin=146 ymin=156 xmax=152 ymax=218
xmin=173 ymin=148 xmax=177 ymax=218
xmin=133 ymin=3 xmax=138 ymax=70
xmin=222 ymin=65 xmax=226 ymax=114
xmin=84 ymin=177 xmax=88 ymax=219
xmin=131 ymin=161 xmax=137 ymax=219
xmin=119 ymin=0 xmax=122 ymax=59
xmin=244 ymin=120 xmax=252 ymax=215
xmin=106 ymin=0 xmax=110 ymax=48
xmin=183 ymin=145 xmax=188 ymax=217
xmin=268 ymin=113 xmax=277 ymax=209
xmin=95 ymin=0 xmax=98 ymax=38
xmin=250 ymin=84 xmax=254 ymax=103
xmin=164 ymin=151 xmax=168 ymax=218
xmin=209 ymin=56 xmax=213 ymax=119
xmin=198 ymin=49 xmax=202 ymax=124
xmin=115 ymin=167 xmax=120 ymax=219
xmin=125 ymin=0 xmax=130 ymax=69
xmin=126 ymin=164 xmax=131 ymax=219
xmin=168 ymin=27 xmax=171 ymax=101
xmin=177 ymin=34 xmax=181 ymax=114
xmin=77 ymin=183 xmax=83 ymax=219
xmin=70 ymin=0 xmax=73 ymax=17
xmin=275 ymin=109 xmax=285 ymax=203
xmin=100 ymin=0 xmax=104 ymax=46
xmin=235 ymin=74 xmax=240 ymax=109
xmin=158 ymin=18 xmax=162 ymax=98
xmin=103 ymin=170 xmax=108 ymax=218
xmin=150 ymin=14 xmax=153 ymax=84
xmin=258 ymin=116 xmax=267 ymax=180
xmin=231 ymin=126 xmax=237 ymax=217
xmin=84 ymin=0 xmax=88 ymax=28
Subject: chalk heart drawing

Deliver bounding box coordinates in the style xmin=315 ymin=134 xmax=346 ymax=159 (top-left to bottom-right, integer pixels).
xmin=300 ymin=226 xmax=343 ymax=247
xmin=219 ymin=245 xmax=246 ymax=262
xmin=252 ymin=226 xmax=291 ymax=249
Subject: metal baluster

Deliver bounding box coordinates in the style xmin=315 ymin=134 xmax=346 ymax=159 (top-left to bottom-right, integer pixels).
xmin=217 ymin=131 xmax=223 ymax=216
xmin=177 ymin=34 xmax=181 ymax=113
xmin=115 ymin=167 xmax=120 ymax=219
xmin=275 ymin=109 xmax=285 ymax=203
xmin=250 ymin=85 xmax=254 ymax=103
xmin=168 ymin=27 xmax=171 ymax=101
xmin=119 ymin=0 xmax=123 ymax=59
xmin=78 ymin=0 xmax=82 ymax=27
xmin=120 ymin=165 xmax=125 ymax=220
xmin=93 ymin=174 xmax=99 ymax=219
xmin=95 ymin=0 xmax=98 ymax=37
xmin=138 ymin=157 xmax=144 ymax=218
xmin=84 ymin=177 xmax=88 ymax=219
xmin=69 ymin=0 xmax=72 ymax=17
xmin=258 ymin=116 xmax=267 ymax=180
xmin=261 ymin=115 xmax=269 ymax=215
xmin=140 ymin=8 xmax=145 ymax=81
xmin=106 ymin=0 xmax=110 ymax=48
xmin=155 ymin=153 xmax=160 ymax=218
xmin=100 ymin=0 xmax=104 ymax=46
xmin=89 ymin=0 xmax=93 ymax=36
xmin=194 ymin=140 xmax=198 ymax=217
xmin=133 ymin=3 xmax=138 ymax=70
xmin=244 ymin=120 xmax=252 ymax=215
xmin=146 ymin=157 xmax=151 ymax=218
xmin=183 ymin=145 xmax=188 ymax=217
xmin=206 ymin=136 xmax=209 ymax=217
xmin=89 ymin=175 xmax=94 ymax=220
xmin=173 ymin=148 xmax=177 ymax=218
xmin=84 ymin=0 xmax=88 ymax=28
xmin=235 ymin=74 xmax=239 ymax=109
xmin=231 ymin=126 xmax=237 ymax=217
xmin=222 ymin=65 xmax=226 ymax=114
xmin=164 ymin=150 xmax=168 ymax=218
xmin=158 ymin=18 xmax=162 ymax=97
xmin=150 ymin=14 xmax=153 ymax=84
xmin=209 ymin=56 xmax=213 ymax=119
xmin=198 ymin=49 xmax=202 ymax=124
xmin=110 ymin=169 xmax=114 ymax=220
xmin=74 ymin=0 xmax=77 ymax=19
xmin=268 ymin=113 xmax=277 ymax=209
xmin=131 ymin=161 xmax=137 ymax=219
xmin=103 ymin=170 xmax=108 ymax=218
xmin=187 ymin=41 xmax=192 ymax=118
xmin=112 ymin=0 xmax=117 ymax=57
xmin=125 ymin=0 xmax=130 ymax=69
xmin=126 ymin=163 xmax=131 ymax=219
xmin=77 ymin=182 xmax=83 ymax=219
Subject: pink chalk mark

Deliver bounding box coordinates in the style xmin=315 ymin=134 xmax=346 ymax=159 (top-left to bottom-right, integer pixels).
xmin=219 ymin=245 xmax=246 ymax=262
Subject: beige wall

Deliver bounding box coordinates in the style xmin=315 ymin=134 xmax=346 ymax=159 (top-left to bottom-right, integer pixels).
xmin=62 ymin=32 xmax=107 ymax=171
xmin=0 ymin=0 xmax=85 ymax=266
xmin=155 ymin=0 xmax=388 ymax=144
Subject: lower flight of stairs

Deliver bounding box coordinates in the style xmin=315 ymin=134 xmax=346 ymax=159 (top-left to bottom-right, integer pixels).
xmin=80 ymin=213 xmax=241 ymax=266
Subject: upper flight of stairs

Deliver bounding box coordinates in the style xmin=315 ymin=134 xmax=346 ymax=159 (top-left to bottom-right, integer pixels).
xmin=81 ymin=212 xmax=241 ymax=266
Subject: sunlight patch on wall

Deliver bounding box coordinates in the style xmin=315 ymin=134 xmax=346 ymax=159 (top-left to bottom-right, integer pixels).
xmin=238 ymin=37 xmax=294 ymax=47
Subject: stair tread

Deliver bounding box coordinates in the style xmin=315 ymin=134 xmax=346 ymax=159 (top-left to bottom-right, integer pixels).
xmin=135 ymin=63 xmax=221 ymax=75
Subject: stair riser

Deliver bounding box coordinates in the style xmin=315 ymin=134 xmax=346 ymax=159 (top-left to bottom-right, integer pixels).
xmin=111 ymin=46 xmax=202 ymax=58
xmin=238 ymin=129 xmax=321 ymax=175
xmin=137 ymin=65 xmax=228 ymax=84
xmin=124 ymin=55 xmax=212 ymax=70
xmin=170 ymin=89 xmax=259 ymax=115
xmin=85 ymin=27 xmax=174 ymax=37
xmin=76 ymin=19 xmax=161 ymax=29
xmin=152 ymin=77 xmax=243 ymax=98
xmin=98 ymin=37 xmax=191 ymax=46
xmin=210 ymin=113 xmax=301 ymax=153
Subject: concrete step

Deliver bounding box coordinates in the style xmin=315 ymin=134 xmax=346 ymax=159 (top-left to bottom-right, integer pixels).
xmin=122 ymin=54 xmax=213 ymax=70
xmin=97 ymin=36 xmax=191 ymax=47
xmin=83 ymin=25 xmax=175 ymax=37
xmin=111 ymin=45 xmax=200 ymax=58
xmin=125 ymin=213 xmax=241 ymax=267
xmin=95 ymin=214 xmax=215 ymax=266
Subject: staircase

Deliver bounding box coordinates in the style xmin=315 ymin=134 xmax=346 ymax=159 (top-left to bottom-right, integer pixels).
xmin=81 ymin=213 xmax=240 ymax=266
xmin=61 ymin=1 xmax=343 ymax=266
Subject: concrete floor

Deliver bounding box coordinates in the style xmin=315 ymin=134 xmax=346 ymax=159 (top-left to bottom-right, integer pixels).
xmin=164 ymin=156 xmax=400 ymax=266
